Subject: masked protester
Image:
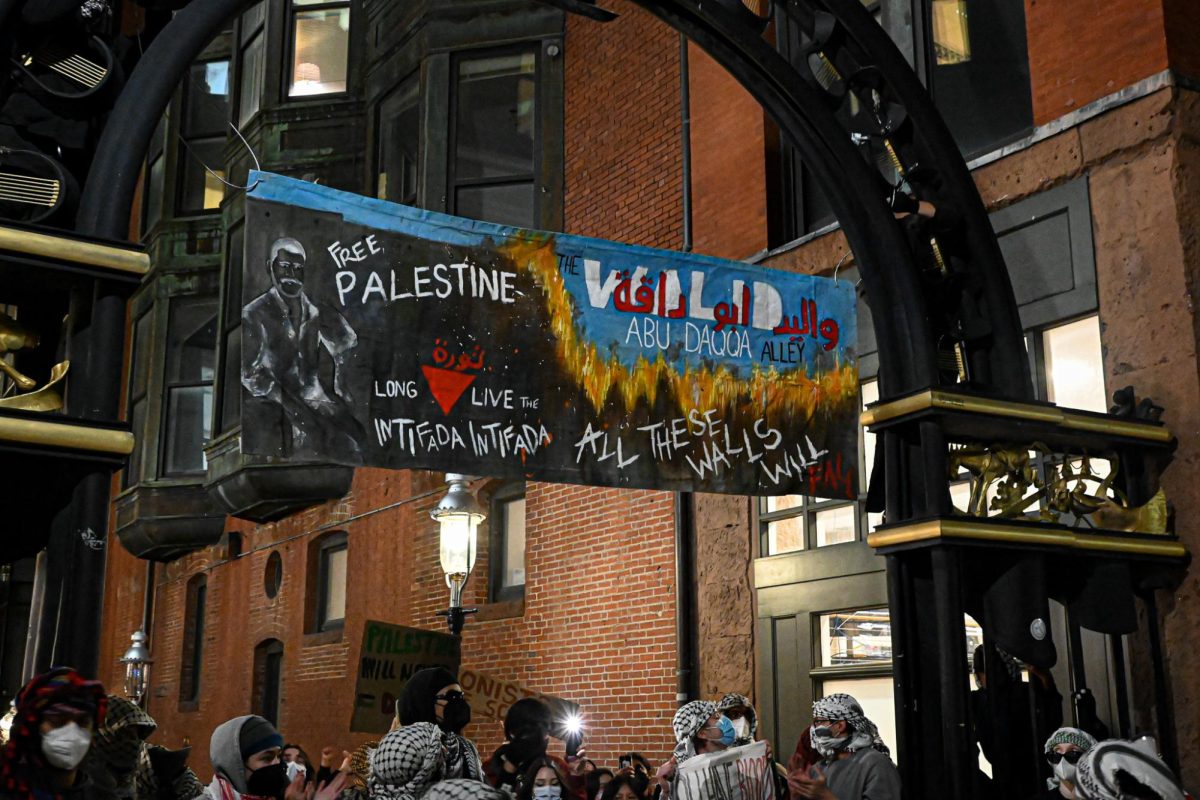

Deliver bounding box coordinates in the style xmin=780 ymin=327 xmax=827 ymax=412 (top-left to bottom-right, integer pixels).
xmin=787 ymin=694 xmax=900 ymax=800
xmin=133 ymin=744 xmax=205 ymax=800
xmin=1073 ymin=740 xmax=1188 ymax=800
xmin=0 ymin=667 xmax=108 ymax=800
xmin=367 ymin=723 xmax=443 ymax=800
xmin=654 ymin=701 xmax=735 ymax=800
xmin=1033 ymin=728 xmax=1097 ymax=800
xmin=204 ymin=715 xmax=348 ymax=800
xmin=485 ymin=699 xmax=549 ymax=795
xmin=714 ymin=696 xmax=756 ymax=748
xmin=515 ymin=758 xmax=575 ymax=800
xmin=397 ymin=669 xmax=481 ymax=782
xmin=83 ymin=695 xmax=156 ymax=800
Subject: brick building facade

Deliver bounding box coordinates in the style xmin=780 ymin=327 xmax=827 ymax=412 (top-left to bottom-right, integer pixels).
xmin=84 ymin=0 xmax=1200 ymax=789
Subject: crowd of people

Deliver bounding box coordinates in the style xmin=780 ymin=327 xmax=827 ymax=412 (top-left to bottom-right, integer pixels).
xmin=0 ymin=666 xmax=1192 ymax=800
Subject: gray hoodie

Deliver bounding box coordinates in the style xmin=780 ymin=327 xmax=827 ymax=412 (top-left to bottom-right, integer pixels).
xmin=208 ymin=716 xmax=257 ymax=796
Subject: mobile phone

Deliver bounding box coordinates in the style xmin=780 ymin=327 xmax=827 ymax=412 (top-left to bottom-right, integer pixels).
xmin=619 ymin=756 xmax=632 ymax=771
xmin=566 ymin=730 xmax=583 ymax=759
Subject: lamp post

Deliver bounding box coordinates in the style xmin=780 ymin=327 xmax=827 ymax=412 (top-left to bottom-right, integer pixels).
xmin=430 ymin=474 xmax=485 ymax=636
xmin=120 ymin=629 xmax=153 ymax=705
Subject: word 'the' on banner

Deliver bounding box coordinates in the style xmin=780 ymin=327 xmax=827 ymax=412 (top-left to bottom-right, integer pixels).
xmin=242 ymin=171 xmax=859 ymax=498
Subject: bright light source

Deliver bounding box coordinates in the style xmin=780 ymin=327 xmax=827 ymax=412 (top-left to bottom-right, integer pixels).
xmin=564 ymin=714 xmax=583 ymax=735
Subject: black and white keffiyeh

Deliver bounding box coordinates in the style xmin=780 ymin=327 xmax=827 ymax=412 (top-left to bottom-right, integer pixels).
xmin=424 ymin=779 xmax=505 ymax=800
xmin=671 ymin=700 xmax=717 ymax=764
xmin=1074 ymin=740 xmax=1184 ymax=800
xmin=716 ymin=693 xmax=757 ymax=746
xmin=369 ymin=722 xmax=444 ymax=800
xmin=441 ymin=733 xmax=483 ymax=782
xmin=811 ymin=694 xmax=890 ymax=757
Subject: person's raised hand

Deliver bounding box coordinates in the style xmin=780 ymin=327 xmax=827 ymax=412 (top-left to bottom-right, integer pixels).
xmin=337 ymin=751 xmax=352 ymax=773
xmin=568 ymin=751 xmax=588 ymax=776
xmin=321 ymin=747 xmax=338 ymax=769
xmin=314 ymin=771 xmax=350 ymax=800
xmin=787 ymin=766 xmax=836 ymax=800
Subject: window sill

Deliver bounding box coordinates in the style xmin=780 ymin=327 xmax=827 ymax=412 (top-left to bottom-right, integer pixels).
xmin=475 ymin=598 xmax=524 ymax=622
xmin=303 ymin=628 xmax=344 ymax=646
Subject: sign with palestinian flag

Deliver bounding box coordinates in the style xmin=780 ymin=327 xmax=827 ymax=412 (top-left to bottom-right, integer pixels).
xmin=241 ymin=171 xmax=859 ymax=498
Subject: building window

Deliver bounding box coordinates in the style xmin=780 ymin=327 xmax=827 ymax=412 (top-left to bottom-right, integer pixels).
xmin=161 ymin=296 xmax=218 ymax=477
xmin=450 ymin=50 xmax=539 ymax=227
xmin=142 ymin=118 xmax=167 ymax=235
xmin=215 ymin=222 xmax=244 ymax=434
xmin=287 ymin=0 xmax=350 ymax=98
xmin=252 ymin=638 xmax=284 ymax=725
xmin=264 ymin=551 xmax=283 ymax=599
xmin=489 ymin=483 xmax=526 ymax=602
xmin=177 ymin=59 xmax=230 ymax=214
xmin=179 ymin=574 xmax=207 ymax=705
xmin=123 ymin=310 xmax=155 ymax=489
xmin=310 ymin=532 xmax=347 ymax=632
xmin=236 ymin=2 xmax=267 ymax=125
xmin=375 ymin=75 xmax=420 ymax=204
xmin=1040 ymin=316 xmax=1105 ymax=413
xmin=759 ymin=379 xmax=878 ymax=555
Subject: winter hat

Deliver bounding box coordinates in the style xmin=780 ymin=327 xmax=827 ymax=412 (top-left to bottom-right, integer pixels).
xmin=398 ymin=668 xmax=459 ymax=726
xmin=238 ymin=716 xmax=283 ymax=760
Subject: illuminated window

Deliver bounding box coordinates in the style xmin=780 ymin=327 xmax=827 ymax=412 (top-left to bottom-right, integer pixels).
xmin=932 ymin=0 xmax=970 ymax=64
xmin=307 ymin=532 xmax=348 ymax=633
xmin=1043 ymin=316 xmax=1105 ymax=413
xmin=288 ymin=0 xmax=350 ymax=98
xmin=177 ymin=60 xmax=229 ymax=214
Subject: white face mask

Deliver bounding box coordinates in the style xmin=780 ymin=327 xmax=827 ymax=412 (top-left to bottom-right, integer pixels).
xmin=1053 ymin=759 xmax=1077 ymax=793
xmin=809 ymin=724 xmax=849 ymax=758
xmin=533 ymin=787 xmax=562 ymax=800
xmin=732 ymin=717 xmax=751 ymax=740
xmin=287 ymin=762 xmax=307 ymax=782
xmin=41 ymin=722 xmax=92 ymax=770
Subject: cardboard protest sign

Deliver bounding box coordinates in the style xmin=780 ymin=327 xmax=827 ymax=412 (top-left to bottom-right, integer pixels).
xmin=459 ymin=667 xmax=579 ymax=726
xmin=676 ymin=742 xmax=775 ymax=800
xmin=350 ymin=620 xmax=460 ymax=733
xmin=242 ymin=171 xmax=859 ymax=498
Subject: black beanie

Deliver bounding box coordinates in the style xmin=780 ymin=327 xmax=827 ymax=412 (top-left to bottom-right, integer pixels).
xmin=504 ymin=698 xmax=552 ymax=740
xmin=239 ymin=716 xmax=284 ymax=760
xmin=398 ymin=667 xmax=459 ymax=726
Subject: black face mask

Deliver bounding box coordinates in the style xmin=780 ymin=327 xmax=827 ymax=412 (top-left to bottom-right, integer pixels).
xmin=246 ymin=762 xmax=290 ymax=800
xmin=505 ymin=729 xmax=548 ymax=768
xmin=440 ymin=697 xmax=472 ymax=734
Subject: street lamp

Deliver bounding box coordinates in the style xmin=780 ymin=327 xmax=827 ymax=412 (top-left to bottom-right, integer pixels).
xmin=430 ymin=474 xmax=485 ymax=636
xmin=120 ymin=629 xmax=153 ymax=705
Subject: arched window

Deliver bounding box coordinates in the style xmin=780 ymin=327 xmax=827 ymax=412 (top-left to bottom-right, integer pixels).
xmin=252 ymin=638 xmax=284 ymax=726
xmin=179 ymin=574 xmax=207 ymax=706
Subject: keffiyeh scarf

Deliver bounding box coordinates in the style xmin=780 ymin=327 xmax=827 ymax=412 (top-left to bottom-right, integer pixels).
xmin=369 ymin=723 xmax=443 ymax=800
xmin=440 ymin=734 xmax=483 ymax=782
xmin=671 ymin=701 xmax=717 ymax=765
xmin=716 ymin=694 xmax=757 ymax=746
xmin=424 ymin=780 xmax=505 ymax=800
xmin=1074 ymin=740 xmax=1184 ymax=800
xmin=811 ymin=694 xmax=890 ymax=757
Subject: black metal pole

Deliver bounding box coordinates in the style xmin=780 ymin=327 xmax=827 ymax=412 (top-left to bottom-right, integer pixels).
xmin=1142 ymin=590 xmax=1178 ymax=772
xmin=930 ymin=546 xmax=972 ymax=797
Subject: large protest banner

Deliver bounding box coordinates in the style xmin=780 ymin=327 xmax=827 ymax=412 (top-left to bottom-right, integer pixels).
xmin=242 ymin=172 xmax=859 ymax=497
xmin=675 ymin=742 xmax=775 ymax=800
xmin=350 ymin=620 xmax=460 ymax=733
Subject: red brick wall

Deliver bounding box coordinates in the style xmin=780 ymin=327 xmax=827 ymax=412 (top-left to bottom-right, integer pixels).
xmin=1026 ymin=0 xmax=1168 ymax=125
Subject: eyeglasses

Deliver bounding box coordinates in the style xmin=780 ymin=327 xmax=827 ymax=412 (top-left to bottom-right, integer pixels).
xmin=435 ymin=690 xmax=465 ymax=703
xmin=1046 ymin=750 xmax=1084 ymax=765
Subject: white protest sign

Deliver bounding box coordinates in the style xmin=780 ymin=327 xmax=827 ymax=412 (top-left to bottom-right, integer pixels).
xmin=676 ymin=741 xmax=775 ymax=800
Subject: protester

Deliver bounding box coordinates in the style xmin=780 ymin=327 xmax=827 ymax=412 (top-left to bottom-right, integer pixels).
xmin=485 ymin=699 xmax=551 ymax=795
xmin=787 ymin=694 xmax=900 ymax=800
xmin=515 ymin=758 xmax=574 ymax=800
xmin=397 ymin=668 xmax=482 ymax=782
xmin=654 ymin=700 xmax=733 ymax=799
xmin=1033 ymin=728 xmax=1098 ymax=800
xmin=82 ymin=693 xmax=202 ymax=800
xmin=0 ymin=668 xmax=108 ymax=800
xmin=714 ymin=696 xmax=757 ymax=748
xmin=1073 ymin=740 xmax=1188 ymax=800
xmin=585 ymin=769 xmax=612 ymax=800
xmin=204 ymin=715 xmax=347 ymax=800
xmin=368 ymin=723 xmax=443 ymax=800
xmin=424 ymin=780 xmax=506 ymax=800
xmin=599 ymin=776 xmax=645 ymax=800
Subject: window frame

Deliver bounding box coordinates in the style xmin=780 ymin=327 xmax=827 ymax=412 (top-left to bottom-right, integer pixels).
xmin=233 ymin=1 xmax=268 ymax=127
xmin=447 ymin=44 xmax=544 ymax=228
xmin=252 ymin=638 xmax=284 ymax=726
xmin=175 ymin=57 xmax=232 ymax=216
xmin=374 ymin=72 xmax=421 ymax=204
xmin=214 ymin=220 xmax=246 ymax=435
xmin=159 ymin=294 xmax=220 ymax=479
xmin=123 ymin=309 xmax=155 ymax=489
xmin=314 ymin=531 xmax=348 ymax=632
xmin=178 ymin=574 xmax=207 ymax=708
xmin=488 ymin=481 xmax=527 ymax=603
xmin=284 ymin=0 xmax=352 ymax=103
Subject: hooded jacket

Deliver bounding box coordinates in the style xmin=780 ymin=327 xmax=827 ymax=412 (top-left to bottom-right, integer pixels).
xmin=203 ymin=716 xmax=280 ymax=800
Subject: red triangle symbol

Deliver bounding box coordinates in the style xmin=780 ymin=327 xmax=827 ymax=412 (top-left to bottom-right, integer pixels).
xmin=421 ymin=366 xmax=477 ymax=415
